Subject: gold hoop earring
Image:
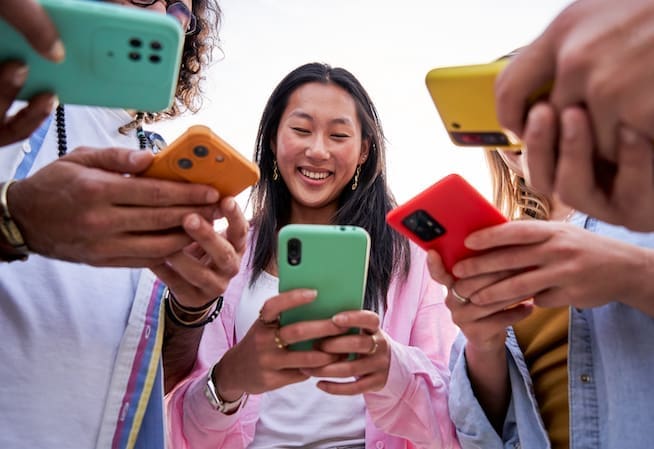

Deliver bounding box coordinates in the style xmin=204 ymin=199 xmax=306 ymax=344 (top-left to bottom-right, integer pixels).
xmin=351 ymin=165 xmax=361 ymax=190
xmin=272 ymin=159 xmax=279 ymax=181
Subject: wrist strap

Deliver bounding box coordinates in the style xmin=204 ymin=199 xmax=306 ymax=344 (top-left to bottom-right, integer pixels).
xmin=164 ymin=288 xmax=223 ymax=328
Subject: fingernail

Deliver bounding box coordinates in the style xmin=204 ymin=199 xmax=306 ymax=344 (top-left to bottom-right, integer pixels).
xmin=48 ymin=40 xmax=66 ymax=63
xmin=562 ymin=119 xmax=577 ymax=141
xmin=128 ymin=151 xmax=142 ymax=164
xmin=451 ymin=265 xmax=463 ymax=278
xmin=224 ymin=197 xmax=236 ymax=211
xmin=12 ymin=65 xmax=28 ymax=87
xmin=46 ymin=95 xmax=58 ymax=113
xmin=206 ymin=189 xmax=219 ymax=203
xmin=186 ymin=214 xmax=201 ymax=230
xmin=331 ymin=314 xmax=347 ymax=326
xmin=302 ymin=289 xmax=318 ymax=299
xmin=620 ymin=126 xmax=639 ymax=146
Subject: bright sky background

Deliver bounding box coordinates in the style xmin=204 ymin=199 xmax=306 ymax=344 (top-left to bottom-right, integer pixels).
xmin=155 ymin=0 xmax=574 ymax=213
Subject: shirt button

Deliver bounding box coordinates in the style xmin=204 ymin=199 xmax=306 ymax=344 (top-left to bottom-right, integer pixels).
xmin=376 ymin=442 xmax=384 ymax=449
xmin=580 ymin=374 xmax=592 ymax=383
xmin=21 ymin=141 xmax=31 ymax=153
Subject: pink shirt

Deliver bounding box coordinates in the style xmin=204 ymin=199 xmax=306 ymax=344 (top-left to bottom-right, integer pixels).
xmin=165 ymin=235 xmax=460 ymax=449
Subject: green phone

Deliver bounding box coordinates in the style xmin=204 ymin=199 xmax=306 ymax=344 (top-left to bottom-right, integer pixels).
xmin=0 ymin=0 xmax=183 ymax=112
xmin=278 ymin=224 xmax=371 ymax=351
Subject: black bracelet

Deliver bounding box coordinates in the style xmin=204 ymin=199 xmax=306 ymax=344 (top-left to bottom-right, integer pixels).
xmin=166 ymin=287 xmax=218 ymax=314
xmin=165 ymin=293 xmax=224 ymax=329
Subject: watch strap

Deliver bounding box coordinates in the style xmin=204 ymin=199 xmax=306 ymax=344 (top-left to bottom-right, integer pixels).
xmin=0 ymin=180 xmax=28 ymax=261
xmin=204 ymin=364 xmax=248 ymax=414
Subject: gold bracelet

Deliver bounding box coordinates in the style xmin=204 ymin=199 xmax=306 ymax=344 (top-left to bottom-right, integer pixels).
xmin=164 ymin=289 xmax=223 ymax=329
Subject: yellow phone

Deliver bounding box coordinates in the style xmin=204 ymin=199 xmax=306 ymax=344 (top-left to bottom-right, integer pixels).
xmin=425 ymin=59 xmax=523 ymax=150
xmin=141 ymin=125 xmax=260 ymax=197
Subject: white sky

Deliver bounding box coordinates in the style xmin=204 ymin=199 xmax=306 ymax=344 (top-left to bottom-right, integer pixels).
xmin=155 ymin=0 xmax=574 ymax=212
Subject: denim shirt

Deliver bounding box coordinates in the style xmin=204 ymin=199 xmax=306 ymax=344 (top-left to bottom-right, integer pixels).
xmin=448 ymin=214 xmax=654 ymax=449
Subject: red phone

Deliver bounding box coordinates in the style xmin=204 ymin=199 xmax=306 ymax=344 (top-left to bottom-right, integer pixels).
xmin=386 ymin=173 xmax=507 ymax=274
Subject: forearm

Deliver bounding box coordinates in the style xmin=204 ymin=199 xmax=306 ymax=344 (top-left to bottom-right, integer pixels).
xmin=162 ymin=316 xmax=204 ymax=394
xmin=464 ymin=343 xmax=510 ymax=434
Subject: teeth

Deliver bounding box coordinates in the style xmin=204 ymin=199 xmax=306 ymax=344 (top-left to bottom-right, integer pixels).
xmin=300 ymin=168 xmax=330 ymax=180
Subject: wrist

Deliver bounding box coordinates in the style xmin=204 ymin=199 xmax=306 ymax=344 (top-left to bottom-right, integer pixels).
xmin=0 ymin=180 xmax=29 ymax=262
xmin=464 ymin=333 xmax=507 ymax=358
xmin=211 ymin=358 xmax=244 ymax=402
xmin=205 ymin=360 xmax=248 ymax=414
xmin=622 ymin=246 xmax=654 ymax=316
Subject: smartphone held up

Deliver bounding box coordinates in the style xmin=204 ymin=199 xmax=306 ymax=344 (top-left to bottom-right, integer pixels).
xmin=425 ymin=59 xmax=523 ymax=150
xmin=278 ymin=224 xmax=370 ymax=351
xmin=141 ymin=125 xmax=260 ymax=197
xmin=386 ymin=174 xmax=507 ymax=274
xmin=0 ymin=0 xmax=184 ymax=111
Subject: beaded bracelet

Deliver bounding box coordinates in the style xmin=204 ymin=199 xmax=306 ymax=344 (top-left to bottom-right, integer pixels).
xmin=166 ymin=287 xmax=218 ymax=315
xmin=164 ymin=289 xmax=224 ymax=329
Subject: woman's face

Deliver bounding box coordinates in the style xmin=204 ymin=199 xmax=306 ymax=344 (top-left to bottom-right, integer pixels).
xmin=274 ymin=82 xmax=368 ymax=223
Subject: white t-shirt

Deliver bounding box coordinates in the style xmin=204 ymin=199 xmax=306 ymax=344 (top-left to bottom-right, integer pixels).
xmin=235 ymin=271 xmax=366 ymax=449
xmin=0 ymin=106 xmax=143 ymax=448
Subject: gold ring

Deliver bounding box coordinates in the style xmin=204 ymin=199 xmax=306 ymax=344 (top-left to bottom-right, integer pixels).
xmin=259 ymin=308 xmax=280 ymax=327
xmin=367 ymin=333 xmax=379 ymax=355
xmin=451 ymin=287 xmax=470 ymax=305
xmin=274 ymin=328 xmax=288 ymax=350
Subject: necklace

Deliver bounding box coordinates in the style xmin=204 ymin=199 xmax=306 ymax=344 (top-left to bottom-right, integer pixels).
xmin=54 ymin=104 xmax=149 ymax=157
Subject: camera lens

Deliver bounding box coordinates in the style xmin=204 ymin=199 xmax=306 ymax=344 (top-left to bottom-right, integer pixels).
xmin=287 ymin=238 xmax=302 ymax=266
xmin=177 ymin=158 xmax=193 ymax=169
xmin=482 ymin=133 xmax=509 ymax=145
xmin=193 ymin=145 xmax=209 ymax=158
xmin=402 ymin=210 xmax=445 ymax=242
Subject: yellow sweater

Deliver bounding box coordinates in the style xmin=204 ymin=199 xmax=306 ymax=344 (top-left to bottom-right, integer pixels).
xmin=513 ymin=306 xmax=569 ymax=449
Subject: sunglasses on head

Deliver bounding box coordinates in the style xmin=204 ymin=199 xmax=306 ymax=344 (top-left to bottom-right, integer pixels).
xmin=125 ymin=1 xmax=197 ymax=35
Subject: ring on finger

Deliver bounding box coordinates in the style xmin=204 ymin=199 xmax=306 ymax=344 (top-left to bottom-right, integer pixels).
xmin=259 ymin=307 xmax=280 ymax=327
xmin=367 ymin=333 xmax=379 ymax=355
xmin=451 ymin=287 xmax=470 ymax=305
xmin=274 ymin=328 xmax=288 ymax=350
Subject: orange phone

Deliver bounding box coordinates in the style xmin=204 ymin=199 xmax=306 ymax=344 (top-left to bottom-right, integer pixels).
xmin=386 ymin=174 xmax=507 ymax=274
xmin=141 ymin=125 xmax=260 ymax=197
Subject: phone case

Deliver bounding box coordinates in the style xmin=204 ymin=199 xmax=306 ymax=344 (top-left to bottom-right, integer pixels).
xmin=278 ymin=224 xmax=371 ymax=351
xmin=386 ymin=174 xmax=507 ymax=274
xmin=425 ymin=59 xmax=524 ymax=150
xmin=0 ymin=0 xmax=183 ymax=111
xmin=141 ymin=125 xmax=260 ymax=197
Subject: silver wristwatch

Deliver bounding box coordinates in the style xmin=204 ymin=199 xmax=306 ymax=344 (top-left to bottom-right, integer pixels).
xmin=204 ymin=366 xmax=247 ymax=414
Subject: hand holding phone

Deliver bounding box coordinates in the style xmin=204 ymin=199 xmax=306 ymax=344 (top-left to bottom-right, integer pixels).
xmin=386 ymin=174 xmax=507 ymax=274
xmin=141 ymin=125 xmax=260 ymax=197
xmin=278 ymin=224 xmax=370 ymax=351
xmin=0 ymin=0 xmax=183 ymax=111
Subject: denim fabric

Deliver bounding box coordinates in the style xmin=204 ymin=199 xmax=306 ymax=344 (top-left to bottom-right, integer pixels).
xmin=449 ymin=214 xmax=654 ymax=449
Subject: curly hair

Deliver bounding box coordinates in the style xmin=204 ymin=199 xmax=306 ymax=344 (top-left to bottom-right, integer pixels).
xmin=122 ymin=0 xmax=222 ymax=132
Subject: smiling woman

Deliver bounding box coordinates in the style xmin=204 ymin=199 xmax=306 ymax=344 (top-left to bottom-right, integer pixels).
xmin=165 ymin=62 xmax=461 ymax=449
xmin=155 ymin=0 xmax=575 ymax=211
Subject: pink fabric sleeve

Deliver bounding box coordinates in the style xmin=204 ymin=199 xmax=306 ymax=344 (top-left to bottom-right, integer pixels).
xmin=164 ymin=251 xmax=260 ymax=449
xmin=363 ymin=250 xmax=461 ymax=449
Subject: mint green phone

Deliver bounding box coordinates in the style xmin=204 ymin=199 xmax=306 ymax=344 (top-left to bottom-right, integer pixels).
xmin=278 ymin=224 xmax=371 ymax=351
xmin=0 ymin=0 xmax=183 ymax=111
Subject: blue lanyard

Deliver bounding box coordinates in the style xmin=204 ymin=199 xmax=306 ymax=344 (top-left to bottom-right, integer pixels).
xmin=13 ymin=115 xmax=54 ymax=180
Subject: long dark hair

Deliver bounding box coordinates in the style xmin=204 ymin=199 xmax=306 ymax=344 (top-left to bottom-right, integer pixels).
xmin=249 ymin=62 xmax=410 ymax=312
